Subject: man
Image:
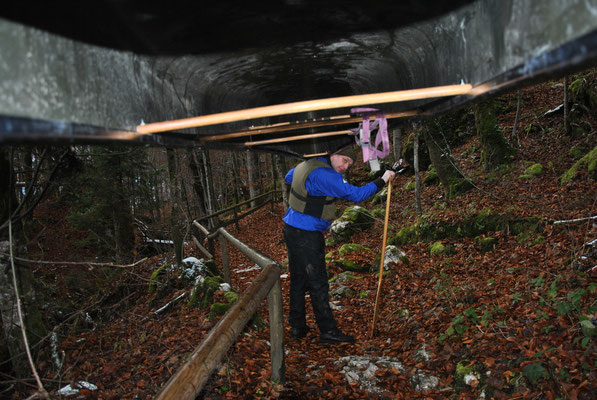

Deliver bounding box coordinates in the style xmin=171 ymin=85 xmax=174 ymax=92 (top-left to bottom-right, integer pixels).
xmin=283 ymin=146 xmax=395 ymax=343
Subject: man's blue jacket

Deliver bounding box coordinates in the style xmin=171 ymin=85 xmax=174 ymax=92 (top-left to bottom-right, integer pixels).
xmin=282 ymin=157 xmax=382 ymax=232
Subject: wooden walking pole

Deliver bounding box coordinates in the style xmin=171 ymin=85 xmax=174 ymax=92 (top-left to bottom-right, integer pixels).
xmin=370 ymin=179 xmax=392 ymax=338
xmin=136 ymin=84 xmax=472 ymax=134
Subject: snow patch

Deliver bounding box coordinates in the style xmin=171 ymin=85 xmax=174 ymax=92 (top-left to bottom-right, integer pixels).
xmin=234 ymin=265 xmax=260 ymax=273
xmin=58 ymin=381 xmax=98 ymax=396
xmin=337 ymin=356 xmax=405 ymax=393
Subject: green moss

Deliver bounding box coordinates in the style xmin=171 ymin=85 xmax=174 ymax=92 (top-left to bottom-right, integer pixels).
xmin=404 ymin=178 xmax=416 ymax=191
xmin=209 ymin=302 xmax=232 ymax=320
xmin=390 ymin=209 xmax=543 ymax=245
xmin=569 ymin=145 xmax=587 ymax=159
xmin=429 ymin=241 xmax=454 ymax=257
xmin=189 ymin=276 xmax=224 ymax=308
xmin=357 ymin=290 xmax=369 ymax=299
xmin=448 ymin=179 xmax=474 ymax=199
xmin=525 ymin=163 xmax=543 ymax=177
xmin=477 ymin=236 xmax=498 ymax=253
xmin=509 ymin=216 xmax=544 ymax=236
xmin=224 ymin=291 xmax=239 ymax=303
xmin=424 ymin=166 xmax=439 ymax=185
xmin=329 ymin=271 xmax=361 ymax=283
xmin=330 ymin=206 xmax=375 ymax=242
xmin=334 ymin=259 xmax=370 ymax=273
xmin=561 ymin=146 xmax=597 ymax=184
xmin=454 ymin=362 xmax=480 ymax=389
xmin=148 ymin=263 xmax=170 ymax=293
xmin=335 ymin=243 xmax=373 ymax=272
xmin=517 ymin=232 xmax=545 ymax=247
xmin=475 ymin=100 xmax=516 ymax=171
xmin=338 ymin=243 xmax=372 ymax=256
xmin=325 ymin=251 xmax=333 ymax=264
xmin=369 ymin=187 xmax=388 ymax=206
xmin=371 ymin=208 xmax=385 ymax=218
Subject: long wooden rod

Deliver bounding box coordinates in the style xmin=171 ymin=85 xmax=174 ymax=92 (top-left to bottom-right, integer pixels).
xmin=370 ymin=179 xmax=392 ymax=338
xmin=245 ymin=129 xmax=353 ymax=146
xmin=200 ymin=110 xmax=418 ymax=142
xmin=137 ymin=84 xmax=472 ymax=134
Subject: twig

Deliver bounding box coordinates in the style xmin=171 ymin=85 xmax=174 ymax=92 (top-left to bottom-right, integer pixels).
xmin=552 ymin=215 xmax=597 ymax=225
xmin=0 ymin=254 xmax=147 ymax=268
xmin=8 ymin=219 xmax=49 ymax=399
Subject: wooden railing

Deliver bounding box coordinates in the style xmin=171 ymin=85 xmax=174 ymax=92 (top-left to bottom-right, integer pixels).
xmin=154 ymin=225 xmax=285 ymax=400
xmin=195 ymin=189 xmax=281 ymax=231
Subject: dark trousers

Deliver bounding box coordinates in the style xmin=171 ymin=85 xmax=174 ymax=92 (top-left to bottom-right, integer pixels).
xmin=283 ymin=223 xmax=337 ymax=333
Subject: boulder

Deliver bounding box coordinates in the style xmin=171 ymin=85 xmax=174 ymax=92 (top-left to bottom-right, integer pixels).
xmin=330 ymin=206 xmax=375 ymax=242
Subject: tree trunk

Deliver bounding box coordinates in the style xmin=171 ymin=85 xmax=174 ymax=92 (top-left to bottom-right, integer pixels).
xmin=422 ymin=120 xmax=472 ymax=199
xmin=200 ymin=149 xmax=218 ymax=229
xmin=0 ymin=149 xmax=47 ymax=379
xmin=564 ymin=76 xmax=571 ymax=136
xmin=475 ymin=100 xmax=515 ymax=172
xmin=512 ymin=90 xmax=522 ymax=147
xmin=187 ymin=149 xmax=208 ymax=219
xmin=274 ymin=155 xmax=289 ymax=213
xmin=166 ymin=148 xmax=184 ymax=267
xmin=413 ymin=128 xmax=422 ymax=216
xmin=246 ymin=150 xmax=260 ymax=207
xmin=111 ymin=154 xmax=134 ymax=264
xmin=393 ymin=127 xmax=403 ymax=161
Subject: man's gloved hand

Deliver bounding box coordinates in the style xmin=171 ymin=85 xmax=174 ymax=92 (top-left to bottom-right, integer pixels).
xmin=381 ymin=170 xmax=396 ymax=183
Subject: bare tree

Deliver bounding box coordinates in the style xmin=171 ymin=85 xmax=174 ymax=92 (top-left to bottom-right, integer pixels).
xmin=166 ymin=148 xmax=184 ymax=267
xmin=246 ymin=150 xmax=260 ymax=207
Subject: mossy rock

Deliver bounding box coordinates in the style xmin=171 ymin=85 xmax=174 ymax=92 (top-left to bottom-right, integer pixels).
xmin=371 ymin=208 xmax=385 ymax=218
xmin=454 ymin=362 xmax=481 ymax=390
xmin=148 ymin=263 xmax=171 ymax=294
xmin=517 ymin=232 xmax=545 ymax=247
xmin=188 ymin=276 xmax=224 ymax=308
xmin=569 ymin=76 xmax=597 ymax=116
xmin=519 ymin=163 xmax=543 ymax=180
xmin=569 ymin=145 xmax=587 ymax=159
xmin=509 ymin=216 xmax=544 ymax=236
xmin=448 ymin=179 xmax=474 ymax=200
xmin=325 ymin=251 xmax=334 ymax=264
xmin=561 ymin=145 xmax=597 ymax=184
xmin=335 ymin=243 xmax=373 ymax=272
xmin=330 ymin=206 xmax=375 ymax=242
xmin=331 ymin=285 xmax=355 ymax=298
xmin=424 ymin=166 xmax=439 ymax=185
xmin=335 ymin=243 xmax=372 ymax=272
xmin=329 ymin=271 xmax=362 ymax=283
xmin=209 ymin=302 xmax=232 ymax=320
xmin=372 ymin=245 xmax=410 ymax=270
xmin=429 ymin=241 xmax=455 ymax=257
xmin=476 ymin=236 xmax=498 ymax=253
xmin=338 ymin=243 xmax=372 ymax=256
xmin=334 ymin=259 xmax=370 ymax=273
xmin=369 ymin=187 xmax=388 ymax=206
xmin=389 ymin=209 xmax=543 ymax=245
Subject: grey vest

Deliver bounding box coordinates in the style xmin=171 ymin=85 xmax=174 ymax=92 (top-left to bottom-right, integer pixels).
xmin=288 ymin=158 xmax=336 ymax=220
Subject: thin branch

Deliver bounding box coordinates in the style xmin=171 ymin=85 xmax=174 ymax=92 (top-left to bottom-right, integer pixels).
xmin=553 ymin=215 xmax=597 ymax=225
xmin=8 ymin=219 xmax=49 ymax=399
xmin=0 ymin=254 xmax=148 ymax=269
xmin=0 ymin=149 xmax=69 ymax=231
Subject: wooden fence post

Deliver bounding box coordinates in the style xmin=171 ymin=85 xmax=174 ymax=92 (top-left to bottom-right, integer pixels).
xmin=219 ymin=236 xmax=231 ymax=283
xmin=268 ymin=278 xmax=285 ymax=382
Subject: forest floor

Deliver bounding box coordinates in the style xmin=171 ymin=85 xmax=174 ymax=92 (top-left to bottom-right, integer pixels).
xmin=15 ymin=72 xmax=597 ymax=399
